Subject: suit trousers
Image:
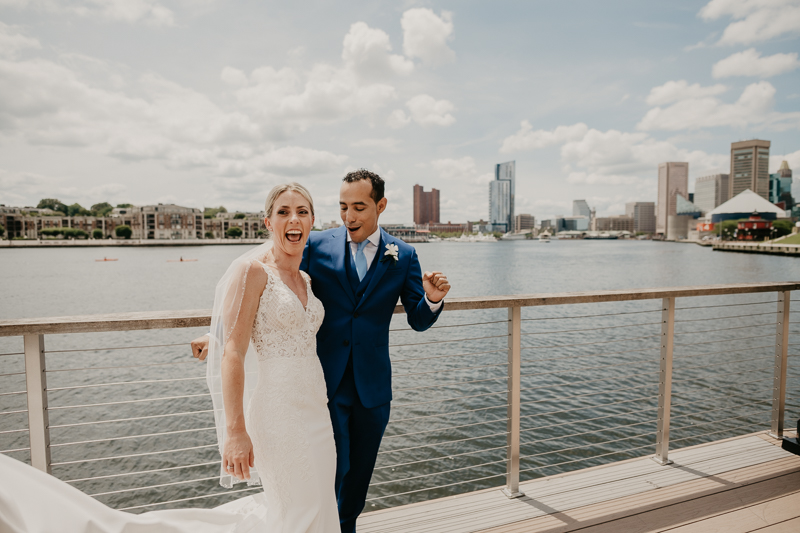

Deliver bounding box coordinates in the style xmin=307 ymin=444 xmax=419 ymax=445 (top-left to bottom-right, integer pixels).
xmin=328 ymin=356 xmax=391 ymax=533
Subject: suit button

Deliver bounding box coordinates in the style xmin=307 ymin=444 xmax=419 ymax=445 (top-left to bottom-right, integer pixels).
xmin=343 ymin=340 xmax=350 ymax=347
xmin=354 ymin=312 xmax=359 ymax=318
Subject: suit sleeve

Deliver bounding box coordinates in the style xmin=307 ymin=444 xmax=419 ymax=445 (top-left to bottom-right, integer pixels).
xmin=400 ymin=247 xmax=443 ymax=331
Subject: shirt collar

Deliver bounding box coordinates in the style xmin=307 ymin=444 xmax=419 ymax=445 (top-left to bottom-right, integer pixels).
xmin=346 ymin=226 xmax=381 ymax=246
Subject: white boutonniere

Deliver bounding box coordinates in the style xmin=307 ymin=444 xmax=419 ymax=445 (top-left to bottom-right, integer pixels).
xmin=382 ymin=243 xmax=399 ymax=264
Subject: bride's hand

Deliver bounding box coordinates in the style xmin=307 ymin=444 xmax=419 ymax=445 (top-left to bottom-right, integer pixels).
xmin=223 ymin=429 xmax=255 ymax=480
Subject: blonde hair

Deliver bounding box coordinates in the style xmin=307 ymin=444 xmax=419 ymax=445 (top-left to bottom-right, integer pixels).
xmin=264 ymin=182 xmax=315 ymax=218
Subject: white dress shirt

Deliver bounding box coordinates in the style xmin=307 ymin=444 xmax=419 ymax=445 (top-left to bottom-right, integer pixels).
xmin=347 ymin=227 xmax=443 ymax=311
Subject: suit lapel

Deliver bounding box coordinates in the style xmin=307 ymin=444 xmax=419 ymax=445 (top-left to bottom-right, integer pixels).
xmin=357 ymin=228 xmax=391 ymax=308
xmin=330 ymin=226 xmax=356 ymax=306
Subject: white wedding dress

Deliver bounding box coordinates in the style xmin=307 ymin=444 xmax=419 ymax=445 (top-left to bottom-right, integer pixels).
xmin=0 ymin=267 xmax=340 ymax=533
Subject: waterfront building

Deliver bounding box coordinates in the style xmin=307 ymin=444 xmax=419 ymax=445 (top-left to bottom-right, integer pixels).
xmin=515 ymin=214 xmax=535 ymax=233
xmin=322 ymin=221 xmax=341 ymax=230
xmin=418 ymin=221 xmax=469 ymax=234
xmin=573 ymin=200 xmax=591 ymax=218
xmin=595 ymin=215 xmax=634 ymax=233
xmin=694 ymin=174 xmax=730 ymax=214
xmin=381 ymin=224 xmax=428 ymax=243
xmin=737 ymin=213 xmax=772 ymax=241
xmin=413 ymin=185 xmax=440 ymax=225
xmin=730 ymin=139 xmax=770 ymax=200
xmin=705 ymin=189 xmax=786 ymax=224
xmin=769 ymin=160 xmax=794 ymax=208
xmin=624 ymin=202 xmax=656 ymax=234
xmin=206 ymin=211 xmax=266 ymax=239
xmin=489 ymin=161 xmax=515 ymax=233
xmin=133 ymin=204 xmax=203 ymax=240
xmin=656 ymin=162 xmax=689 ymax=235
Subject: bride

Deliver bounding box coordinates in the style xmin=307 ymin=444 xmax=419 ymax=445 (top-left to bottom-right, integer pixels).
xmin=0 ymin=183 xmax=339 ymax=533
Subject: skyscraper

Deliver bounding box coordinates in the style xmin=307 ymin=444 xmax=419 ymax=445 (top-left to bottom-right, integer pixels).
xmin=769 ymin=160 xmax=794 ymax=208
xmin=573 ymin=199 xmax=591 ymax=218
xmin=489 ymin=161 xmax=515 ymax=232
xmin=694 ymin=174 xmax=730 ymax=214
xmin=656 ymin=162 xmax=689 ymax=235
xmin=625 ymin=202 xmax=656 ymax=234
xmin=730 ymin=139 xmax=770 ymax=200
xmin=413 ymin=184 xmax=440 ymax=225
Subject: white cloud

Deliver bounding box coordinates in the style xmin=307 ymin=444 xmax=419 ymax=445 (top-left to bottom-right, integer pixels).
xmin=430 ymin=156 xmax=478 ymax=180
xmin=401 ymin=8 xmax=455 ymax=65
xmin=638 ymin=80 xmax=800 ymax=131
xmin=387 ymin=109 xmax=411 ymax=129
xmin=406 ymin=94 xmax=456 ymax=127
xmin=350 ymin=137 xmax=401 ymax=151
xmin=4 ymin=0 xmax=176 ymax=26
xmin=342 ymin=21 xmax=414 ymax=81
xmin=770 ymin=149 xmax=800 ymax=173
xmin=0 ymin=22 xmax=41 ymax=59
xmin=645 ymin=80 xmax=727 ymax=106
xmin=699 ymin=0 xmax=800 ymax=45
xmin=428 ymin=156 xmax=493 ymax=221
xmin=500 ymin=121 xmax=588 ymax=153
xmin=712 ymin=48 xmax=800 ymax=78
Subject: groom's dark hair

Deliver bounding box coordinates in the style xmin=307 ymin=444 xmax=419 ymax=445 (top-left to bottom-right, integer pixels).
xmin=342 ymin=169 xmax=385 ymax=203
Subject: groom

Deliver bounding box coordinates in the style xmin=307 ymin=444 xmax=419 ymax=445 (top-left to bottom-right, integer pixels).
xmin=192 ymin=170 xmax=449 ymax=532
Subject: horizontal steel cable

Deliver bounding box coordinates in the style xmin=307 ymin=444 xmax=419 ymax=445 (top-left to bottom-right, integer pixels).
xmin=0 ymin=447 xmax=30 ymax=453
xmin=50 ymin=426 xmax=216 ymax=448
xmin=0 ymin=409 xmax=27 ymax=416
xmin=674 ymin=322 xmax=775 ymax=336
xmin=393 ymin=376 xmax=507 ymax=394
xmin=65 ymin=461 xmax=219 ymax=484
xmin=520 ymin=393 xmax=657 ymax=422
xmin=0 ymin=352 xmax=24 ymax=357
xmin=521 ymin=321 xmax=662 ymax=336
xmin=520 ymin=309 xmax=661 ymax=322
xmin=383 ymin=417 xmax=508 ymax=440
xmin=50 ymin=444 xmax=217 ymax=466
xmin=520 ymin=436 xmax=655 ymax=463
xmin=389 ymin=333 xmax=508 ymax=348
xmin=672 ymin=366 xmax=772 ymax=385
xmin=520 ymin=382 xmax=657 ymax=407
xmin=671 ymin=378 xmax=773 ymax=407
xmin=46 ymin=360 xmax=197 ymax=373
xmin=45 ymin=342 xmax=190 ymax=354
xmin=668 ymin=422 xmax=765 ymax=445
xmin=378 ymin=430 xmax=508 ymax=455
xmin=0 ymin=390 xmax=25 ymax=397
xmin=524 ymin=346 xmax=660 ymax=365
xmin=673 ymin=333 xmax=776 ymax=349
xmin=520 ymin=357 xmax=660 ymax=379
xmin=365 ymin=471 xmax=506 ymax=502
xmin=673 ymin=354 xmax=773 ymax=373
xmin=520 ymin=419 xmax=655 ymax=446
xmin=89 ymin=475 xmax=220 ymax=498
xmin=520 ymin=370 xmax=661 ymax=393
xmin=521 ymin=405 xmax=659 ymax=435
xmin=670 ymin=409 xmax=768 ymax=432
xmin=0 ymin=371 xmax=25 ymax=378
xmin=518 ymin=442 xmax=655 ymax=474
xmin=389 ymin=404 xmax=508 ymax=425
xmin=673 ymin=344 xmax=775 ymax=360
xmin=674 ymin=311 xmax=778 ymax=323
xmin=0 ymin=428 xmax=28 ymax=435
xmin=48 ymin=409 xmax=214 ymax=429
xmin=676 ymin=300 xmax=775 ymax=310
xmin=47 ymin=392 xmax=210 ymax=411
xmin=393 ymin=362 xmax=508 ymax=379
xmin=392 ymin=348 xmax=507 ymax=364
xmin=47 ymin=375 xmax=206 ymax=392
xmin=373 ymin=445 xmax=508 ymax=472
xmin=118 ymin=486 xmax=262 ymax=511
xmin=369 ymin=457 xmax=507 ymax=487
xmin=390 ymin=318 xmax=508 ymax=332
xmin=522 ymin=334 xmax=661 ymax=351
xmin=392 ymin=389 xmax=508 ymax=409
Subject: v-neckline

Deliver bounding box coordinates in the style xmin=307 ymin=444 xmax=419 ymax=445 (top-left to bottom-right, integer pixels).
xmin=267 ymin=268 xmax=310 ymax=313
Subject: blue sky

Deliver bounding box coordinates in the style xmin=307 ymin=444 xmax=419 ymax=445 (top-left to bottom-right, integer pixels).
xmin=0 ymin=0 xmax=798 ymax=224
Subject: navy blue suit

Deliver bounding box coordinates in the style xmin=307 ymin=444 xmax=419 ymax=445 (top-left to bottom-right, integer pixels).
xmin=300 ymin=226 xmax=442 ymax=532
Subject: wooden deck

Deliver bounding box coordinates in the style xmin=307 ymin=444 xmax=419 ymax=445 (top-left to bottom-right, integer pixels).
xmin=359 ymin=432 xmax=800 ymax=533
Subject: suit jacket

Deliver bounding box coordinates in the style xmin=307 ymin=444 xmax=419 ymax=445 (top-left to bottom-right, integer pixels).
xmin=300 ymin=225 xmax=442 ymax=408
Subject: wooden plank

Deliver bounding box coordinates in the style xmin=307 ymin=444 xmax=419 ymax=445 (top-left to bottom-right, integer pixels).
xmin=663 ymin=490 xmax=800 ymax=532
xmin=757 ymin=517 xmax=800 ymax=532
xmin=1 ymin=282 xmax=798 ymax=335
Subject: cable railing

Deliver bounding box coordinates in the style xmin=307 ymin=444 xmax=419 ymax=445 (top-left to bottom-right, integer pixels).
xmin=0 ymin=281 xmax=798 ymax=513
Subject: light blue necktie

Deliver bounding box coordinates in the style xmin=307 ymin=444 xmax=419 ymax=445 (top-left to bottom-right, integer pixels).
xmin=355 ymin=240 xmax=369 ymax=281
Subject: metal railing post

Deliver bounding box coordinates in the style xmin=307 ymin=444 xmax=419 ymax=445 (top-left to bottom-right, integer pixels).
xmin=654 ymin=297 xmax=675 ymax=465
xmin=770 ymin=291 xmax=790 ymax=438
xmin=24 ymin=334 xmax=51 ymax=473
xmin=503 ymin=306 xmax=524 ymax=498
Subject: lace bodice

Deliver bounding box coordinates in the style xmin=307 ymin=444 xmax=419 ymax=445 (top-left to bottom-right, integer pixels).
xmin=250 ymin=267 xmax=324 ymax=360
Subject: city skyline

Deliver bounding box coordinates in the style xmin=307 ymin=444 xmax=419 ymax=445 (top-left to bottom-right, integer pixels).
xmin=0 ymin=2 xmax=798 ymax=226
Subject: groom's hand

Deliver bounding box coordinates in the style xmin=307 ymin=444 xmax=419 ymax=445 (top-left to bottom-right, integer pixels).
xmin=423 ymin=271 xmax=450 ymax=303
xmin=191 ymin=335 xmax=209 ymax=361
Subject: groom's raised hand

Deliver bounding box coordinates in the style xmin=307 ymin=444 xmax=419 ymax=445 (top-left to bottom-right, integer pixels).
xmin=422 ymin=271 xmax=450 ymax=303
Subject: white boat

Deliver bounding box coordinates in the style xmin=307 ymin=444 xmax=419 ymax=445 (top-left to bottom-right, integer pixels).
xmin=538 ymin=232 xmax=551 ymax=242
xmin=499 ymin=231 xmax=530 ymax=241
xmin=443 ymin=232 xmax=498 ymax=243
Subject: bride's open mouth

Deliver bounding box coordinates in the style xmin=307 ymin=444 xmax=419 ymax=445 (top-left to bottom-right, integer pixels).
xmin=286 ymin=229 xmax=303 ymax=243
